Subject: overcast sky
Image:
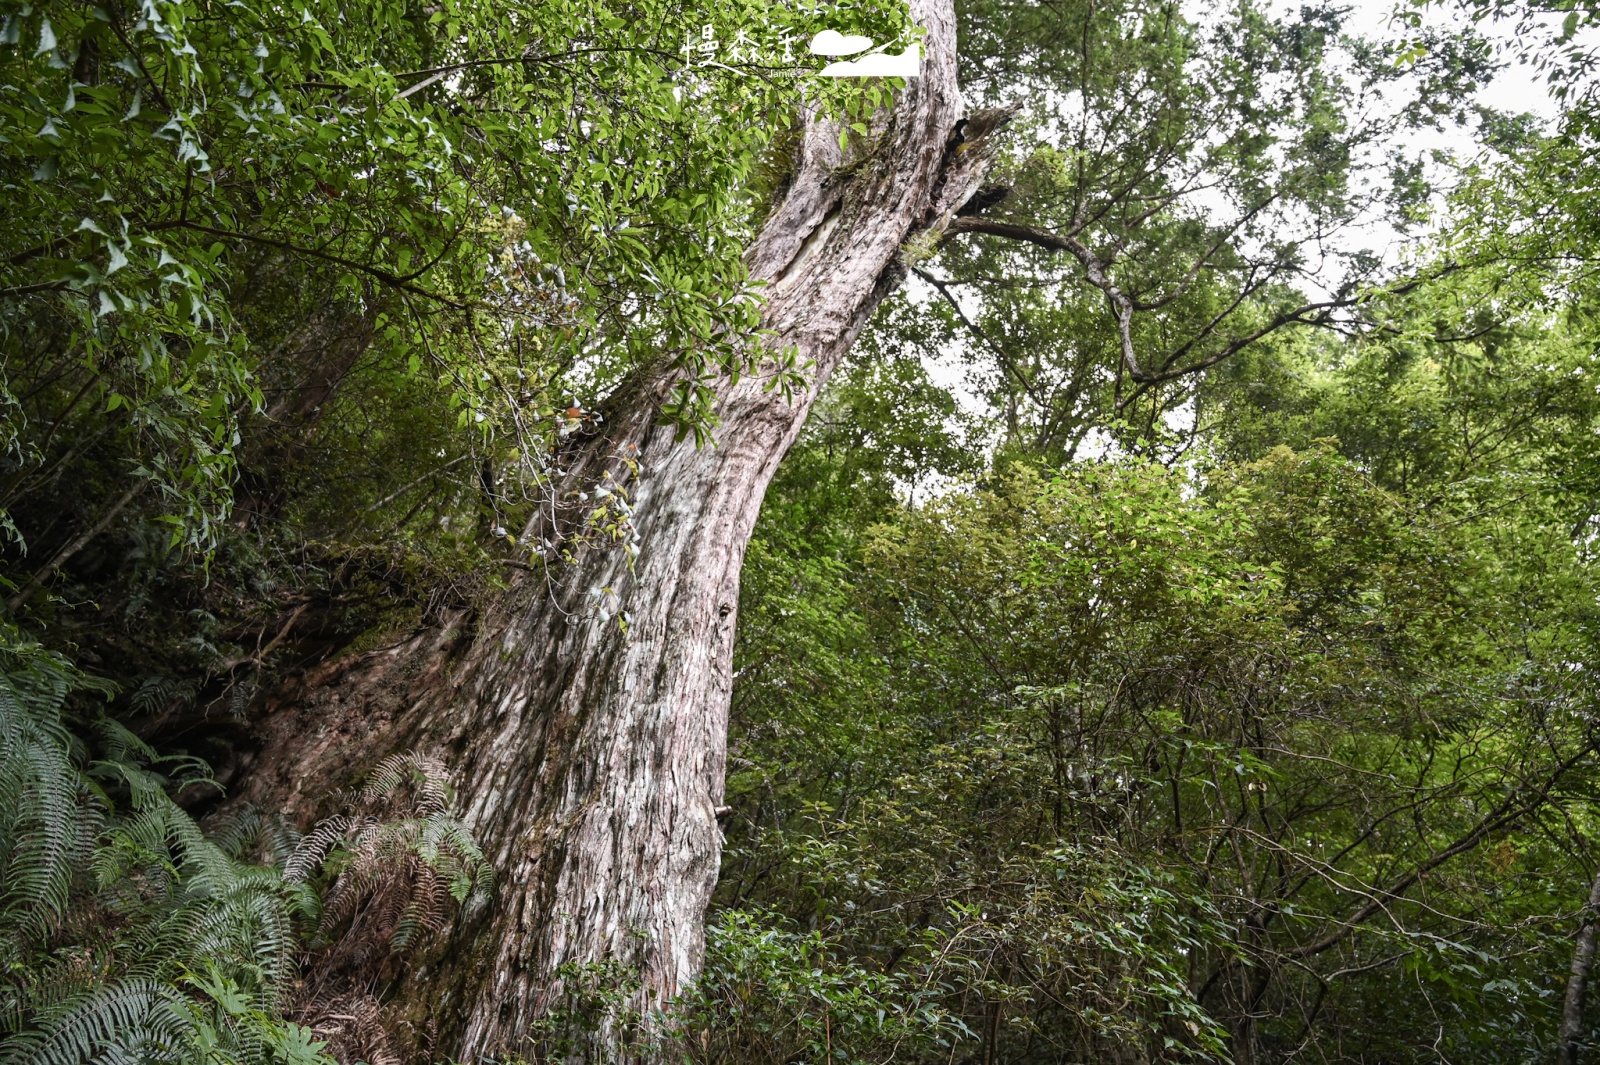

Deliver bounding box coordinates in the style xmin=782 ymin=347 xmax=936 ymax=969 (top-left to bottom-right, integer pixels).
xmin=1341 ymin=0 xmax=1567 ymax=117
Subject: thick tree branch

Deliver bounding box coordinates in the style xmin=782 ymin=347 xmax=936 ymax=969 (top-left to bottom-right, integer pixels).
xmin=913 ymin=266 xmax=1054 ymax=412
xmin=155 ymin=221 xmax=466 ymax=307
xmin=944 ymin=215 xmax=1147 ymax=384
xmin=942 ymin=214 xmax=1455 ymax=413
xmin=5 ymin=478 xmax=149 ymax=614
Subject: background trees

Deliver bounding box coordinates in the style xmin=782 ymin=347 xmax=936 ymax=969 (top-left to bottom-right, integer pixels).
xmin=718 ymin=358 xmax=1600 ymax=1058
xmin=702 ymin=2 xmax=1600 ymax=1063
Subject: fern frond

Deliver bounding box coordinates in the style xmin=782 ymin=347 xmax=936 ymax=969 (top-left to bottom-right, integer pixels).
xmin=359 ymin=752 xmax=453 ymax=814
xmin=0 ymin=978 xmax=190 ymax=1065
xmin=284 ymin=817 xmax=356 ymax=883
xmin=0 ymin=630 xmax=339 ymax=1065
xmin=299 ymin=991 xmax=397 ymax=1065
xmin=126 ymin=675 xmax=196 ymax=719
xmin=0 ymin=738 xmax=93 ymax=943
xmin=90 ymin=717 xmax=158 ymax=769
xmin=204 ymin=806 xmax=266 ymax=861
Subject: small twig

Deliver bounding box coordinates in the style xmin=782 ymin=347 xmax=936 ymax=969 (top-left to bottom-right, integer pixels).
xmin=365 ymin=455 xmax=471 ymax=513
xmin=5 ymin=479 xmax=148 ymax=613
xmin=395 ymin=68 xmax=450 ymax=102
xmin=214 ymin=601 xmax=313 ymax=673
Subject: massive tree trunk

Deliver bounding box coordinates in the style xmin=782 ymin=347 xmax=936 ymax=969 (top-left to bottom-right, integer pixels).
xmin=229 ymin=1 xmax=1008 ymax=1059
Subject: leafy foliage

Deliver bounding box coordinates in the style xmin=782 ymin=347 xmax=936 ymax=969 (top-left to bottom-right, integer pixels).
xmin=723 ymin=265 xmax=1600 ymax=1061
xmin=684 ymin=909 xmax=975 ymax=1064
xmin=4 ymin=0 xmax=1600 ymax=1060
xmin=0 ymin=0 xmax=903 ymax=585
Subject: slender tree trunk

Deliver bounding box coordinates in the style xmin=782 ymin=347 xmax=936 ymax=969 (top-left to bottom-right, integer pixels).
xmin=229 ymin=2 xmax=1009 ymax=1059
xmin=1559 ymin=864 xmax=1600 ymax=1065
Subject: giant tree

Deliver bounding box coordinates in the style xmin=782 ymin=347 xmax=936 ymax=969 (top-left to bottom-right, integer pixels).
xmin=1 ymin=0 xmax=1520 ymax=1059
xmin=1 ymin=0 xmax=1011 ymax=1058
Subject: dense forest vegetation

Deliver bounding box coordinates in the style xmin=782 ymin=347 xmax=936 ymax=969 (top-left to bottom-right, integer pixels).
xmin=3 ymin=0 xmax=1600 ymax=1060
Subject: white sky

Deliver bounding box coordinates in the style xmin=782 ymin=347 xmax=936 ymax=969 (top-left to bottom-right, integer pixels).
xmin=1336 ymin=0 xmax=1567 ymax=120
xmin=1316 ymin=0 xmax=1569 ymax=270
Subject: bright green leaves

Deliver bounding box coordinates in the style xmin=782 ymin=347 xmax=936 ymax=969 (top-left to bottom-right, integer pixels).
xmin=686 ymin=908 xmax=977 ymax=1061
xmin=727 ymin=378 xmax=1600 ymax=1059
xmin=0 ymin=0 xmax=911 ymax=569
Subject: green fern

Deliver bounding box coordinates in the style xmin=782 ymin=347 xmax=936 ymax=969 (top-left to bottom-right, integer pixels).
xmin=0 ymin=639 xmax=110 ymax=944
xmin=0 ymin=628 xmax=495 ymax=1065
xmin=0 ymin=627 xmax=330 ymax=1065
xmin=289 ymin=752 xmax=494 ymax=1061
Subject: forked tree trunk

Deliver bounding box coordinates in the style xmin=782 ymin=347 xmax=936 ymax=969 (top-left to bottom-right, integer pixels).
xmin=230 ymin=1 xmax=1007 ymax=1058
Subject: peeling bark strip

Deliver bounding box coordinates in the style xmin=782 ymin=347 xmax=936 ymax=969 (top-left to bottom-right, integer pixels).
xmin=230 ymin=1 xmax=1009 ymax=1059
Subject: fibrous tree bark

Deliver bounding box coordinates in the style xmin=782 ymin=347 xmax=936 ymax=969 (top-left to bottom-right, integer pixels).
xmin=227 ymin=1 xmax=1010 ymax=1059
